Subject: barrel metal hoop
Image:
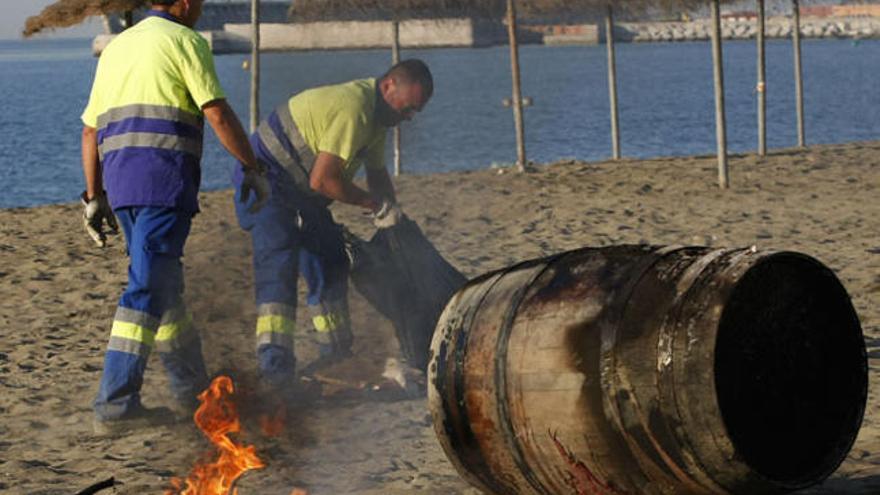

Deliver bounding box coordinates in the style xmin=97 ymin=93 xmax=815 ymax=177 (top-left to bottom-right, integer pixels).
xmin=494 ymin=252 xmax=571 ymax=495
xmin=663 ymin=247 xmax=754 ymax=490
xmin=444 ymin=270 xmax=521 ymax=495
xmin=600 ymin=246 xmax=695 ymax=487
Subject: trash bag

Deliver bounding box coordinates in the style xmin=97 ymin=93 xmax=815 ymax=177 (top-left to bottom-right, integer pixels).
xmin=346 ymin=216 xmax=467 ymax=371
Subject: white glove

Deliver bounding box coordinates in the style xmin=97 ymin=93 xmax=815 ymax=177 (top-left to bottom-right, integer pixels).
xmin=240 ymin=164 xmax=271 ymax=214
xmin=81 ymin=191 xmax=119 ymax=248
xmin=373 ymin=200 xmax=403 ymax=229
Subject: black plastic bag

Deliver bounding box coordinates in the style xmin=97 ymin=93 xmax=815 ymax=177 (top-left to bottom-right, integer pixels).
xmin=347 ymin=217 xmax=467 ymax=371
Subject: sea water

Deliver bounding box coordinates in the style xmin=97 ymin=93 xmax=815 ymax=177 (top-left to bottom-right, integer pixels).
xmin=0 ymin=37 xmax=877 ymax=208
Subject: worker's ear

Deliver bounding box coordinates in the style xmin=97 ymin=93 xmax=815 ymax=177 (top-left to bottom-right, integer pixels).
xmin=379 ymin=77 xmax=395 ymax=98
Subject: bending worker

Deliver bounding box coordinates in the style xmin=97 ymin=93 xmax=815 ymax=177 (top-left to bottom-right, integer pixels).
xmin=80 ymin=0 xmax=270 ymax=434
xmin=233 ymin=59 xmax=433 ymax=396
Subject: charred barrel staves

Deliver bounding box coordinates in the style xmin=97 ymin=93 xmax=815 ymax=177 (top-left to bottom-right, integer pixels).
xmin=428 ymin=245 xmax=867 ymax=495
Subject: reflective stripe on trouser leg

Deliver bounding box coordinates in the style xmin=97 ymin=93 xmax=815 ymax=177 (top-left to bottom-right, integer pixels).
xmin=96 ymin=306 xmax=158 ymax=420
xmin=256 ymin=303 xmax=297 ymax=388
xmin=156 ymin=302 xmax=209 ymax=403
xmin=300 ymin=242 xmax=352 ymax=350
xmin=311 ymin=303 xmax=351 ymax=348
xmin=256 ymin=302 xmax=296 ymax=350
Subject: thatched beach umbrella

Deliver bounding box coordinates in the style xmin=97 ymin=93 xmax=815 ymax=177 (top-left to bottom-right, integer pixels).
xmin=23 ymin=0 xmax=147 ymax=37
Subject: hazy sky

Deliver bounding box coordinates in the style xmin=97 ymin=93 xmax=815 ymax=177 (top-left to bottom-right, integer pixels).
xmin=2 ymin=0 xmax=102 ymax=40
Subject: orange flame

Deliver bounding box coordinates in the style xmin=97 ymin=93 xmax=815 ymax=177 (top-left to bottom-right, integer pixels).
xmin=166 ymin=376 xmax=265 ymax=495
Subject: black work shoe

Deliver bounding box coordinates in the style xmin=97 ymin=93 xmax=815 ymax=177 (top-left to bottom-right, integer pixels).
xmin=92 ymin=405 xmax=178 ymax=436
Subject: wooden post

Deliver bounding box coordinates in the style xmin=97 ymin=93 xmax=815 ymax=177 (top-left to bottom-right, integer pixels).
xmin=506 ymin=0 xmax=527 ymax=172
xmin=249 ymin=0 xmax=260 ymax=133
xmin=606 ymin=5 xmax=621 ymax=160
xmin=792 ymin=0 xmax=805 ymax=147
xmin=757 ymin=0 xmax=767 ymax=156
xmin=710 ymin=0 xmax=729 ymax=189
xmin=392 ymin=20 xmax=402 ymax=177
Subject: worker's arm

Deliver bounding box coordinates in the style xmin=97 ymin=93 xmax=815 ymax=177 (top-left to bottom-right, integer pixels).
xmin=365 ymin=165 xmax=397 ymax=205
xmin=310 ymin=152 xmax=380 ymax=211
xmin=81 ymin=126 xmax=102 ymax=199
xmin=202 ymin=99 xmax=259 ymax=171
xmin=202 ymin=99 xmax=270 ymax=213
xmin=80 ymin=125 xmax=118 ymax=246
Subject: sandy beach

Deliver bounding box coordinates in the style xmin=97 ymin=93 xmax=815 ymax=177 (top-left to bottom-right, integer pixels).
xmin=1 ymin=140 xmax=878 ymax=494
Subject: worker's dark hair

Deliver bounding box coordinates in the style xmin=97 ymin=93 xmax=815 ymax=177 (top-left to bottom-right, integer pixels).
xmin=151 ymin=0 xmax=178 ymax=5
xmin=381 ymin=59 xmax=434 ymax=99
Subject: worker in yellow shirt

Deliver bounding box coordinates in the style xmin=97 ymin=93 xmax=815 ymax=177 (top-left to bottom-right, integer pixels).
xmin=81 ymin=0 xmax=269 ymax=434
xmin=232 ymin=60 xmax=433 ymax=398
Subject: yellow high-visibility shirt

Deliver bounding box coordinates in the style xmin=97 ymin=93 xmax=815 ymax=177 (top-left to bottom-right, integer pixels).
xmin=288 ymin=78 xmax=387 ymax=181
xmin=82 ymin=15 xmax=224 ymax=128
xmin=79 ymin=12 xmax=226 ymax=212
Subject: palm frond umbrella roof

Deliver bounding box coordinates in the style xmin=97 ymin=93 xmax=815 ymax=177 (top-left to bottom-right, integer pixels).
xmin=23 ymin=0 xmax=147 ymax=37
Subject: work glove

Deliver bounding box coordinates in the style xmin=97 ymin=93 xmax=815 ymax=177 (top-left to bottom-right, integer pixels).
xmin=373 ymin=200 xmax=403 ymax=229
xmin=240 ymin=163 xmax=271 ymax=214
xmin=81 ymin=190 xmax=118 ymax=248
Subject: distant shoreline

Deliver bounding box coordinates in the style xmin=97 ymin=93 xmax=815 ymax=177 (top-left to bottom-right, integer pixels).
xmin=85 ymin=15 xmax=880 ymax=55
xmin=4 ymin=140 xmax=879 ymax=211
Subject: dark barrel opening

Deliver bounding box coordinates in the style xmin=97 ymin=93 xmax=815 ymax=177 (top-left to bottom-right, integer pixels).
xmin=714 ymin=253 xmax=866 ymax=488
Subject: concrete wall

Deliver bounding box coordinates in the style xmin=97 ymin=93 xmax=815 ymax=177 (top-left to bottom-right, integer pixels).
xmin=92 ymin=30 xmax=250 ymax=56
xmin=224 ymin=18 xmax=509 ymax=51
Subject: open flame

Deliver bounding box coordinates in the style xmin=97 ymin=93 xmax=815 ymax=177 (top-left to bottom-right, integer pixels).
xmin=166 ymin=376 xmax=265 ymax=495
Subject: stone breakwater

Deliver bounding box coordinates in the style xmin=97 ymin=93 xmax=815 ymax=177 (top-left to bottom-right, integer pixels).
xmin=615 ymin=17 xmax=880 ymax=42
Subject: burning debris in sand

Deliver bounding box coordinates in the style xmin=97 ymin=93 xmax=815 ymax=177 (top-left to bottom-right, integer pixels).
xmin=165 ymin=376 xmax=264 ymax=495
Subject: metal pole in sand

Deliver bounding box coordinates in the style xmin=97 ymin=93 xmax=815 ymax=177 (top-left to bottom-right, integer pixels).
xmin=792 ymin=0 xmax=806 ymax=147
xmin=710 ymin=0 xmax=729 ymax=188
xmin=392 ymin=20 xmax=402 ymax=177
xmin=606 ymin=4 xmax=621 ymax=161
xmin=757 ymin=0 xmax=767 ymax=156
xmin=249 ymin=0 xmax=260 ymax=134
xmin=506 ymin=0 xmax=527 ymax=172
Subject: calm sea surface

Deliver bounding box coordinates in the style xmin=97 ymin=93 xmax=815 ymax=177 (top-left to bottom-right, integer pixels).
xmin=0 ymin=37 xmax=878 ymax=208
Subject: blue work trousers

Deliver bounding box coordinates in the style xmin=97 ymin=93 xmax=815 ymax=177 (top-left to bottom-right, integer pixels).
xmin=233 ymin=163 xmax=351 ymax=389
xmin=94 ymin=206 xmax=208 ymax=420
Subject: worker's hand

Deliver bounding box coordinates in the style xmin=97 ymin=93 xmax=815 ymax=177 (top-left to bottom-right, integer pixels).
xmin=240 ymin=163 xmax=271 ymax=214
xmin=81 ymin=190 xmax=118 ymax=248
xmin=373 ymin=200 xmax=403 ymax=229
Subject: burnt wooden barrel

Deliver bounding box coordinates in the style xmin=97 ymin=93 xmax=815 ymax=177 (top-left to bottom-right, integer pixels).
xmin=428 ymin=245 xmax=866 ymax=495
